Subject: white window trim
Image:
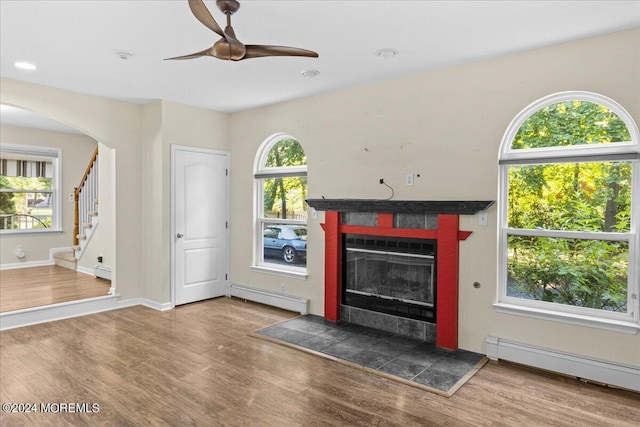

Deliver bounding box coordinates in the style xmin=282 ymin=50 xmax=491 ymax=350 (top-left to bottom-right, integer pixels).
xmin=497 ymin=91 xmax=640 ymax=330
xmin=253 ymin=133 xmax=308 ymax=277
xmin=500 ymin=91 xmax=639 ymax=162
xmin=250 ymin=265 xmax=308 ymax=280
xmin=0 ymin=143 xmax=62 ymax=234
xmin=492 ymin=303 xmax=639 ymax=334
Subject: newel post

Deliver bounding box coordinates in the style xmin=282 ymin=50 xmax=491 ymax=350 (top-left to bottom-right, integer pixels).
xmin=73 ymin=187 xmax=79 ymax=246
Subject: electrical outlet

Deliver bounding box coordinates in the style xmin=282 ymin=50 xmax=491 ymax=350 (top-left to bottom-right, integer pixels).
xmin=406 ymin=173 xmax=414 ymax=186
xmin=478 ymin=212 xmax=488 ymax=226
xmin=68 ymin=193 xmax=74 ymax=203
xmin=280 ymin=283 xmax=286 ymax=293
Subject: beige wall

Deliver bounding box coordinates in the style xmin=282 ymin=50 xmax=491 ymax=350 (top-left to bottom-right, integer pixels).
xmin=77 ymin=142 xmax=116 ymax=273
xmin=228 ymin=29 xmax=640 ymax=366
xmin=1 ymin=83 xmax=229 ymax=304
xmin=140 ymin=100 xmax=230 ymax=303
xmin=1 ymin=79 xmax=144 ymax=300
xmin=0 ymin=125 xmax=97 ymax=264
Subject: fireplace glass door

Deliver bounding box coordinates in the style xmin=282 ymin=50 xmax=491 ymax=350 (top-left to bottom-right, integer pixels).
xmin=343 ymin=235 xmax=436 ymax=322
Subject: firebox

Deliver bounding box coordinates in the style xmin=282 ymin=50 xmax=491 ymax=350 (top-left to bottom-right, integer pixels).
xmin=343 ymin=234 xmax=436 ymax=323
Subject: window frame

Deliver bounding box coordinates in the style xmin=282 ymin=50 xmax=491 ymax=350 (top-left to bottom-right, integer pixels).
xmin=496 ymin=92 xmax=640 ymax=332
xmin=253 ymin=133 xmax=308 ymax=278
xmin=0 ymin=143 xmax=62 ymax=235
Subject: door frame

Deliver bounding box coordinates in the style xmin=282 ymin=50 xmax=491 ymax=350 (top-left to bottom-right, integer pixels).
xmin=170 ymin=144 xmax=230 ymax=307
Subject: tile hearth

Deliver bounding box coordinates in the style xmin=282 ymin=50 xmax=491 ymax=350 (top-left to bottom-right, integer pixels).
xmin=255 ymin=315 xmax=487 ymax=396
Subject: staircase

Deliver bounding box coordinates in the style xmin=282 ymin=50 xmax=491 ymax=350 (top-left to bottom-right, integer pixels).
xmin=73 ymin=147 xmax=99 ymax=260
xmin=53 ymin=250 xmax=77 ymax=270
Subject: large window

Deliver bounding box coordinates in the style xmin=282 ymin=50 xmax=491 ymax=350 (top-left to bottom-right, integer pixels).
xmin=0 ymin=143 xmax=61 ymax=233
xmin=497 ymin=92 xmax=639 ymax=329
xmin=254 ymin=134 xmax=307 ymax=275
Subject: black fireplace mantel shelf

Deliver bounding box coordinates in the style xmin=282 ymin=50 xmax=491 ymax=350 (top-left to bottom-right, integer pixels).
xmin=305 ymin=199 xmax=494 ymax=215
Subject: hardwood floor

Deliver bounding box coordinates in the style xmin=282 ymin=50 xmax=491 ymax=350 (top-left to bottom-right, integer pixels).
xmin=0 ymin=265 xmax=111 ymax=313
xmin=1 ymin=297 xmax=638 ymax=426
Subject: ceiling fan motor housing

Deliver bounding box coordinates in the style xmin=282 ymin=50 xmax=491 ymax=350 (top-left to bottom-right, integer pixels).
xmin=216 ymin=0 xmax=240 ymax=15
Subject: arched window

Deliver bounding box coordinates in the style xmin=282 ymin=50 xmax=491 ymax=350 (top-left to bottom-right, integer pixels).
xmin=254 ymin=134 xmax=308 ymax=275
xmin=497 ymin=92 xmax=639 ymax=329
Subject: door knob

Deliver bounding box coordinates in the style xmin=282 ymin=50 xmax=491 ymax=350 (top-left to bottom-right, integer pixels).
xmin=176 ymin=233 xmax=184 ymax=238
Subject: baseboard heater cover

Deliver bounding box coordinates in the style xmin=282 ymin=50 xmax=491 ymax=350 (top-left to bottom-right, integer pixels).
xmin=94 ymin=265 xmax=112 ymax=281
xmin=486 ymin=336 xmax=640 ymax=392
xmin=229 ymin=284 xmax=309 ymax=314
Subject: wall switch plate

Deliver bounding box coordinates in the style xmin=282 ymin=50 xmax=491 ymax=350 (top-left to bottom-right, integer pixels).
xmin=406 ymin=173 xmax=414 ymax=186
xmin=478 ymin=212 xmax=488 ymax=226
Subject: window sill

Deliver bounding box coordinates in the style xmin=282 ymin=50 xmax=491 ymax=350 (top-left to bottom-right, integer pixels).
xmin=0 ymin=229 xmax=63 ymax=237
xmin=493 ymin=302 xmax=639 ymax=335
xmin=250 ymin=265 xmax=308 ymax=280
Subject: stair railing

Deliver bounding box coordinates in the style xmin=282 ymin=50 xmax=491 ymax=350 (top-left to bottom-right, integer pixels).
xmin=73 ymin=147 xmax=99 ymax=246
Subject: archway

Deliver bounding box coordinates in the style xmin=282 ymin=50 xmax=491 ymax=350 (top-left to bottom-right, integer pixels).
xmin=0 ymin=104 xmax=117 ymax=313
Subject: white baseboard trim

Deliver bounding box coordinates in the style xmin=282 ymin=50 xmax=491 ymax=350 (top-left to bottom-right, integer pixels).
xmin=0 ymin=259 xmax=53 ymax=270
xmin=486 ymin=336 xmax=640 ymax=392
xmin=229 ymin=283 xmax=309 ymax=314
xmin=0 ymin=296 xmax=174 ymax=331
xmin=0 ymin=294 xmax=118 ymax=331
xmin=1 ymin=247 xmax=74 ymax=270
xmin=141 ymin=299 xmax=173 ymax=311
xmin=116 ymin=298 xmax=172 ymax=311
xmin=76 ymin=265 xmax=94 ymax=276
xmin=116 ymin=298 xmax=144 ymax=309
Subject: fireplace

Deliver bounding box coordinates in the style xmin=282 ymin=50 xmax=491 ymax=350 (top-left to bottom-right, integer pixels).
xmin=305 ymin=198 xmax=494 ymax=350
xmin=343 ymin=234 xmax=436 ymax=322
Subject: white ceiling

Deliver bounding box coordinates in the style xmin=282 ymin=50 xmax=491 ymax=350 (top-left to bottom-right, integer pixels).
xmin=0 ymin=0 xmax=639 ymax=132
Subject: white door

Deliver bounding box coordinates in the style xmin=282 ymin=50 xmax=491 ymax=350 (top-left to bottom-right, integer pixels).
xmin=172 ymin=146 xmax=228 ymax=306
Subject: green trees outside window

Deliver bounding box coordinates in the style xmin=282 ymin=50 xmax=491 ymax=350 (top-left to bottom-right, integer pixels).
xmin=501 ymin=94 xmax=638 ymax=319
xmin=262 ymin=138 xmax=307 ymax=221
xmin=256 ymin=135 xmax=308 ymax=269
xmin=0 ymin=177 xmax=53 ymax=229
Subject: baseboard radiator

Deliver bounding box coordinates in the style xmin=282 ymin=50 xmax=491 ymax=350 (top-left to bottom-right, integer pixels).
xmin=228 ymin=284 xmax=309 ymax=314
xmin=94 ymin=265 xmax=112 ymax=281
xmin=486 ymin=336 xmax=640 ymax=392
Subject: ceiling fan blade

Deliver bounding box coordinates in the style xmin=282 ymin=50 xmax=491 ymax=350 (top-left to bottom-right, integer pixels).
xmin=244 ymin=45 xmax=319 ymax=59
xmin=188 ymin=0 xmax=224 ymax=37
xmin=164 ymin=47 xmax=213 ymax=60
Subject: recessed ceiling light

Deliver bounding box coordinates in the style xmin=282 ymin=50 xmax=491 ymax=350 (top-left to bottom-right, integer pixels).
xmin=375 ymin=48 xmax=399 ymax=59
xmin=14 ymin=61 xmax=37 ymax=71
xmin=115 ymin=51 xmax=132 ymax=60
xmin=301 ymin=70 xmax=320 ymax=78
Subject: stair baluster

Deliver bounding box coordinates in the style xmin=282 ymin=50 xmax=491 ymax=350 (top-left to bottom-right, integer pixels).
xmin=73 ymin=147 xmax=99 ymax=255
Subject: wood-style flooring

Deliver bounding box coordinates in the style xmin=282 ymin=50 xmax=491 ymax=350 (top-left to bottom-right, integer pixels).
xmin=0 ymin=265 xmax=111 ymax=313
xmin=1 ymin=297 xmax=638 ymax=426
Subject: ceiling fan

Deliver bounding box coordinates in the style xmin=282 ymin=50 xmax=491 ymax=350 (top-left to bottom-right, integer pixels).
xmin=166 ymin=0 xmax=319 ymax=61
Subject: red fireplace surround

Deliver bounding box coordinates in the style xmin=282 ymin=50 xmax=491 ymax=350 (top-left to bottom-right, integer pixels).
xmin=320 ymin=211 xmax=469 ymax=350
